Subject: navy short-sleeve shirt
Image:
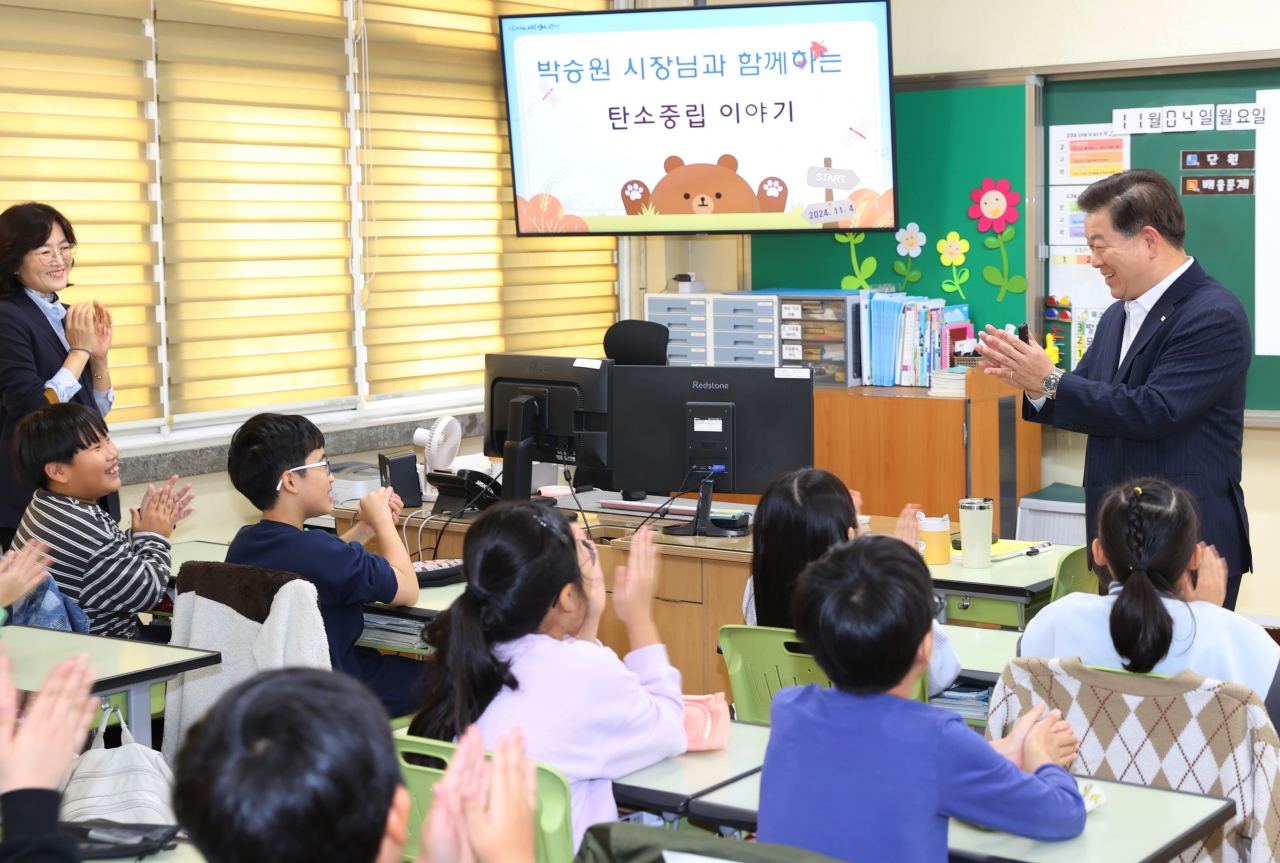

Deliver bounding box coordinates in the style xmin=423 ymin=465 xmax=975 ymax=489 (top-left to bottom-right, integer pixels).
xmin=226 ymin=520 xmax=398 ymax=676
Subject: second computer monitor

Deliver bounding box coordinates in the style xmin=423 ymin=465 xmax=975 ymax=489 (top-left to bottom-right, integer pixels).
xmin=611 ymin=366 xmax=814 ymax=495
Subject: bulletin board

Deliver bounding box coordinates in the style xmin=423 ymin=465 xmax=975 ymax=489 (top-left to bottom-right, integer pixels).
xmin=752 ymin=84 xmax=1029 ymax=333
xmin=1045 ymin=67 xmax=1280 ymax=411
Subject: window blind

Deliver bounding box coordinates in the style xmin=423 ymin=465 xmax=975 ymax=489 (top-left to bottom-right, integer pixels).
xmin=360 ymin=0 xmax=618 ymax=399
xmin=0 ymin=0 xmax=163 ymax=424
xmin=155 ymin=0 xmax=357 ymax=418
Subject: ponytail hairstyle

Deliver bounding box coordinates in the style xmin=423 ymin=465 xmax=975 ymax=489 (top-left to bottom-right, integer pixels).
xmin=1097 ymin=478 xmax=1200 ymax=674
xmin=752 ymin=468 xmax=858 ymax=629
xmin=408 ymin=501 xmax=582 ymax=741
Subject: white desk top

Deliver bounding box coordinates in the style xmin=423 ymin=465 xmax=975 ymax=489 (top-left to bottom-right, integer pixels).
xmin=0 ymin=625 xmax=220 ymax=696
xmin=169 ymin=540 xmax=228 ymax=571
xmin=929 ymin=545 xmax=1076 ymax=597
xmin=612 ymin=720 xmax=771 ymax=812
xmin=690 ymin=774 xmax=1233 ymax=863
xmin=940 ymin=624 xmax=1022 ymax=683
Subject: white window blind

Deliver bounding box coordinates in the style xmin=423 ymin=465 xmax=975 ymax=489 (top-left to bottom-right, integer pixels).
xmin=0 ymin=0 xmax=163 ymax=424
xmin=360 ymin=0 xmax=618 ymax=399
xmin=155 ymin=0 xmax=358 ymax=419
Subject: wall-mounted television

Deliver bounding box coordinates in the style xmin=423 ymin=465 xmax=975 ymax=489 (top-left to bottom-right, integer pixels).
xmin=498 ymin=1 xmax=896 ymax=236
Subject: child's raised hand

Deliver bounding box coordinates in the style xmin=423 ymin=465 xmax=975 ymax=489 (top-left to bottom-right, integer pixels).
xmin=894 ymin=504 xmax=921 ymax=550
xmin=358 ymin=487 xmax=397 ymax=530
xmin=1183 ymin=543 xmax=1228 ymax=607
xmin=612 ymin=528 xmax=656 ymax=624
xmin=571 ymin=526 xmax=605 ymax=642
xmin=131 ymin=487 xmax=178 ymax=538
xmin=141 ymin=475 xmax=196 ymax=522
xmin=0 ymin=541 xmax=52 ymax=608
xmin=418 ymin=725 xmax=481 ymax=863
xmin=463 ymin=729 xmax=536 ymax=863
xmin=0 ymin=649 xmax=97 ymax=795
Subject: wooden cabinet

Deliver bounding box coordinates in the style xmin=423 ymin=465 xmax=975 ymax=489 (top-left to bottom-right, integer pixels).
xmin=814 ymin=368 xmax=1041 ymax=537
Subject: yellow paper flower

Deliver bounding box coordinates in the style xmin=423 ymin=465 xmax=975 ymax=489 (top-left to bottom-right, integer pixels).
xmin=936 ymin=231 xmax=969 ymax=266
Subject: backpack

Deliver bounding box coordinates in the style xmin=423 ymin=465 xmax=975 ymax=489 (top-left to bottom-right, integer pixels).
xmin=60 ymin=707 xmax=176 ymax=825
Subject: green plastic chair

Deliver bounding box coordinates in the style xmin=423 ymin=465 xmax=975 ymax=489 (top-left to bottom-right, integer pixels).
xmin=1049 ymin=545 xmax=1098 ymax=602
xmin=394 ymin=730 xmax=575 ymax=863
xmin=719 ymin=625 xmax=927 ymax=724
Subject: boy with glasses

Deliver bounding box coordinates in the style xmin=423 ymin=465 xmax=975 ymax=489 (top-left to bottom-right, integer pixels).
xmin=226 ymin=413 xmax=425 ymax=716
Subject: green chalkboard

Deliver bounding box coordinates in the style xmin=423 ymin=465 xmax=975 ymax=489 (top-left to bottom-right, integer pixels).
xmin=752 ymin=85 xmax=1028 ymax=332
xmin=1046 ymin=69 xmax=1280 ymax=411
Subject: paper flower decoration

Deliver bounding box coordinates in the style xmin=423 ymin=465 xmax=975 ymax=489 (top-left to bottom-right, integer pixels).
xmin=895 ymin=222 xmax=926 ymax=258
xmin=937 ymin=231 xmax=969 ymax=266
xmin=835 ymin=232 xmax=877 ymax=290
xmin=968 ymin=178 xmax=1021 ymax=233
xmin=936 ymin=231 xmax=970 ymax=299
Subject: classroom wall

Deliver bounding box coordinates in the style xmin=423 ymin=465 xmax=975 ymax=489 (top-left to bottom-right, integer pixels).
xmin=888 ymin=0 xmax=1280 ymax=77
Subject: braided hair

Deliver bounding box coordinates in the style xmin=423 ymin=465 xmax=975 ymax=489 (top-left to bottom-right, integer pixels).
xmin=408 ymin=501 xmax=582 ymax=741
xmin=1097 ymin=478 xmax=1199 ymax=673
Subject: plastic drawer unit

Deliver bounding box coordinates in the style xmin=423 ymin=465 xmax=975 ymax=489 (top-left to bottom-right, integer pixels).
xmin=773 ymin=294 xmax=862 ymax=385
xmin=645 ymin=294 xmax=711 ymax=365
xmin=709 ymin=295 xmax=779 ymax=367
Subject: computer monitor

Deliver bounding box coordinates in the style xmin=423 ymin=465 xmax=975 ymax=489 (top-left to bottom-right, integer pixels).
xmin=611 ymin=366 xmax=814 ymax=536
xmin=483 ymin=354 xmax=613 ymax=502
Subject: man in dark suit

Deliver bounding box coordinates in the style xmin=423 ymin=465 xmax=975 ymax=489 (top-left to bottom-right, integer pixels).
xmin=976 ymin=169 xmax=1252 ymax=608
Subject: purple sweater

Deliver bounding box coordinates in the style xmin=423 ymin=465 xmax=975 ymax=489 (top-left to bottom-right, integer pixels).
xmin=473 ymin=634 xmax=687 ymax=848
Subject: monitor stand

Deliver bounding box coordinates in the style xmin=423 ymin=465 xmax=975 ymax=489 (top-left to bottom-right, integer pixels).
xmin=662 ymin=475 xmax=749 ymax=538
xmin=501 ymin=394 xmax=538 ymax=501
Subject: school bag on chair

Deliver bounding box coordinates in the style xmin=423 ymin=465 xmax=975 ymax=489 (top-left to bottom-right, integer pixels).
xmin=59 ymin=706 xmax=176 ymax=825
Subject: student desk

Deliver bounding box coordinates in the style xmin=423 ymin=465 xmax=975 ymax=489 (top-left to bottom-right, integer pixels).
xmin=939 ymin=623 xmax=1022 ymax=684
xmin=612 ymin=720 xmax=771 ymax=817
xmin=150 ymin=841 xmax=203 ymax=862
xmin=169 ymin=540 xmax=228 ymax=571
xmin=356 ymin=584 xmax=465 ymax=654
xmin=687 ymin=773 xmax=1235 ymax=863
xmin=0 ymin=625 xmax=220 ymax=748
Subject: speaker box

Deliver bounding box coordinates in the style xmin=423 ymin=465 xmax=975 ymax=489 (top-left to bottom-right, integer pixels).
xmin=379 ymin=450 xmax=422 ymax=508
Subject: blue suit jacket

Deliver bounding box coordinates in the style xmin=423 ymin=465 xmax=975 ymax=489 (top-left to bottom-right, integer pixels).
xmin=0 ymin=291 xmax=119 ymax=529
xmin=1025 ymin=261 xmax=1252 ymax=578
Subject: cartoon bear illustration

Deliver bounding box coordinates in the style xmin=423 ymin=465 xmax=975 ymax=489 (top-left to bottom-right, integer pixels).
xmin=620 ymin=155 xmax=788 ymax=216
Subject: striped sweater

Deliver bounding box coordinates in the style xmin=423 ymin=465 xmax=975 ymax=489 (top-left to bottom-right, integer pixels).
xmin=13 ymin=489 xmax=170 ymax=638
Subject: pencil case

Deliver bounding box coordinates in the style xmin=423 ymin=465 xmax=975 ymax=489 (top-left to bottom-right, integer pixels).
xmin=682 ymin=693 xmax=731 ymax=751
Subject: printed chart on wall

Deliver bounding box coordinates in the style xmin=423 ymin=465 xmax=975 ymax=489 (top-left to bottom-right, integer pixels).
xmin=1047 ymin=123 xmax=1130 ymax=369
xmin=498 ymin=2 xmax=895 ymax=235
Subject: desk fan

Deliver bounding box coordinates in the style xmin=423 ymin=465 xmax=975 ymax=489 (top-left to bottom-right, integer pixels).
xmin=413 ymin=416 xmax=462 ymax=502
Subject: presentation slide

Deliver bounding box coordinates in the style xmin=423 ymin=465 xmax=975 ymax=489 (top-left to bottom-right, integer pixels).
xmin=499 ymin=2 xmax=895 ymax=235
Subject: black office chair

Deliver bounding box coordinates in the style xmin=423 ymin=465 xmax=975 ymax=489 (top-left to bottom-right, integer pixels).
xmin=576 ymin=319 xmax=670 ymax=495
xmin=603 ymin=319 xmax=669 ymax=366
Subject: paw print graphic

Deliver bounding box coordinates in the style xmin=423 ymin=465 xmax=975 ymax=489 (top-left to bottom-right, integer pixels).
xmin=624 ymin=182 xmax=645 ymax=201
xmin=763 ymin=179 xmax=783 ymax=198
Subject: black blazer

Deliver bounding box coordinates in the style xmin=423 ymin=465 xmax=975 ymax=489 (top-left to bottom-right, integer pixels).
xmin=0 ymin=291 xmax=120 ymax=529
xmin=1025 ymin=260 xmax=1252 ymax=579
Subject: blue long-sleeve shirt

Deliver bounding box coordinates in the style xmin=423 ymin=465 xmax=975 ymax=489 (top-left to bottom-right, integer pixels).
xmin=757 ymin=686 xmax=1085 ymax=863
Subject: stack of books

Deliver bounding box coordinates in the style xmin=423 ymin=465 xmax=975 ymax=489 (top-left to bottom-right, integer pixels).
xmin=360 ymin=613 xmax=428 ymax=650
xmin=927 ymin=366 xmax=968 ymax=398
xmin=928 ymin=683 xmax=992 ymax=721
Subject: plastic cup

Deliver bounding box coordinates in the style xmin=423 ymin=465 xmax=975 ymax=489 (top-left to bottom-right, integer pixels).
xmin=919 ymin=515 xmax=951 ymax=565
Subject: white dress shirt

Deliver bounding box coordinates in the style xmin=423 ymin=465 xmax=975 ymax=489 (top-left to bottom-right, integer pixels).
xmin=1028 ymin=257 xmax=1194 ymax=412
xmin=25 ymin=288 xmax=114 ymax=416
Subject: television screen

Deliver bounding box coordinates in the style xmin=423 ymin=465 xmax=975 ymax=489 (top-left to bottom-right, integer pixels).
xmin=498 ymin=1 xmax=896 ymax=236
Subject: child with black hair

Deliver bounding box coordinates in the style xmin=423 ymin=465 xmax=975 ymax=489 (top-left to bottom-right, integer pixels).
xmin=225 ymin=412 xmax=424 ymax=716
xmin=173 ymin=668 xmax=537 ymax=863
xmin=10 ymin=403 xmax=194 ymax=637
xmin=1021 ymin=477 xmax=1279 ymax=711
xmin=409 ymin=501 xmax=686 ymax=850
xmin=758 ymin=534 xmax=1085 ymax=863
xmin=743 ymin=467 xmax=961 ymax=695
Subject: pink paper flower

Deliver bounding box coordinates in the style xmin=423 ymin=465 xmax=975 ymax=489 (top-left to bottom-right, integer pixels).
xmin=968 ymin=178 xmax=1021 ymax=233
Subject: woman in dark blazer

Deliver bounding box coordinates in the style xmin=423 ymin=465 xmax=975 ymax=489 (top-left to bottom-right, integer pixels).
xmin=0 ymin=203 xmax=117 ymax=551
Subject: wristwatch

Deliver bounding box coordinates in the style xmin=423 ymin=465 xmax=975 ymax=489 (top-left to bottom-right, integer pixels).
xmin=1042 ymin=370 xmax=1065 ymax=399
